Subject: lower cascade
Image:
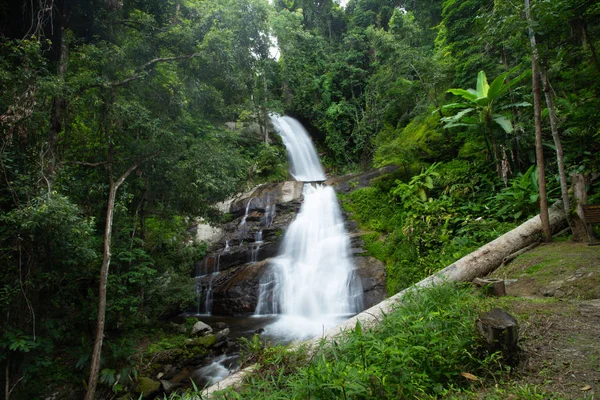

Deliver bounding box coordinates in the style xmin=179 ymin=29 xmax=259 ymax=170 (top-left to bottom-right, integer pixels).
xmin=255 ymin=115 xmax=364 ymax=339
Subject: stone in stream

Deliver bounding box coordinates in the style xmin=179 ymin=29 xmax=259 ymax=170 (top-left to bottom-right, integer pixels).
xmin=191 ymin=321 xmax=213 ymax=336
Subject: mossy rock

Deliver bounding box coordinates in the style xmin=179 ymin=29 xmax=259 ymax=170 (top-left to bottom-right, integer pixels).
xmin=196 ymin=334 xmax=217 ymax=348
xmin=134 ymin=377 xmax=161 ymax=397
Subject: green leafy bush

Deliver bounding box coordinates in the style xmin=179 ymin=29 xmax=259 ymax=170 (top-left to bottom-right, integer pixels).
xmin=208 ymin=284 xmax=505 ymax=399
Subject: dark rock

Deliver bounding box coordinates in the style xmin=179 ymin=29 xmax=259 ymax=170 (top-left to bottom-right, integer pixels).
xmin=215 ymin=328 xmax=230 ymax=342
xmin=213 ymin=322 xmax=229 ymax=330
xmin=254 ymin=328 xmax=265 ymax=334
xmin=210 ymin=260 xmax=271 ymax=315
xmin=160 ymin=379 xmax=182 ymax=396
xmin=354 ymin=256 xmax=387 ymax=309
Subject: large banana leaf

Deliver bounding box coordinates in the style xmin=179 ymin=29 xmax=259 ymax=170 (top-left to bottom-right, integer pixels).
xmin=487 ymin=72 xmax=509 ymax=100
xmin=492 ymin=114 xmax=513 ymax=133
xmin=476 ymin=70 xmax=489 ymax=98
xmin=446 ymin=88 xmax=478 ymax=101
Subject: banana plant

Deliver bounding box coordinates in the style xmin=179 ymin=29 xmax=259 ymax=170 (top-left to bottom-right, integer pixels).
xmin=440 ymin=70 xmax=530 ymax=180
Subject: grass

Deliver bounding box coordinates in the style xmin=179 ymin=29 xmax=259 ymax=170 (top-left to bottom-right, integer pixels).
xmin=199 ymin=283 xmax=520 ymax=399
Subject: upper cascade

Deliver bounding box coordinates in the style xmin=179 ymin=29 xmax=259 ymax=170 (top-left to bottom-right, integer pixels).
xmin=270 ymin=115 xmax=326 ymax=182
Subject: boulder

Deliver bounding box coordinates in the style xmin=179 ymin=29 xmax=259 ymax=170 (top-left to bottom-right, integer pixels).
xmin=191 ymin=321 xmax=213 ymax=336
xmin=213 ymin=322 xmax=229 ymax=330
xmin=160 ymin=379 xmax=182 ymax=396
xmin=215 ymin=328 xmax=231 ymax=343
xmin=196 ymin=334 xmax=217 ymax=348
xmin=134 ymin=377 xmax=161 ymax=398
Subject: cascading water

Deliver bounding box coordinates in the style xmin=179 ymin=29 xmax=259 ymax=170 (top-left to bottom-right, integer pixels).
xmin=255 ymin=115 xmax=363 ymax=339
xmin=196 ymin=254 xmax=221 ymax=315
xmin=270 ymin=116 xmax=326 ymax=182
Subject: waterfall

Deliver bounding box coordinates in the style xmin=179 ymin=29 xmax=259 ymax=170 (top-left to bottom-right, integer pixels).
xmin=255 ymin=115 xmax=363 ymax=339
xmin=269 ymin=116 xmax=326 ymax=182
xmin=196 ymin=254 xmax=221 ymax=315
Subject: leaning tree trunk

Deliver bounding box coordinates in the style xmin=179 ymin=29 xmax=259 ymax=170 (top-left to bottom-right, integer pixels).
xmin=539 ymin=53 xmax=571 ymax=231
xmin=525 ymin=0 xmax=552 ymax=242
xmin=84 ymin=161 xmax=144 ymax=400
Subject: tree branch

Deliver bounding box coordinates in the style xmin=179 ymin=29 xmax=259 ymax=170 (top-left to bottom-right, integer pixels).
xmin=70 ymin=161 xmax=108 ymax=167
xmin=88 ymin=53 xmax=201 ymax=89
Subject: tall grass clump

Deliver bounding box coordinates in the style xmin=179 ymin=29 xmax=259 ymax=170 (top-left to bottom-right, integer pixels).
xmin=205 ymin=283 xmax=504 ymax=399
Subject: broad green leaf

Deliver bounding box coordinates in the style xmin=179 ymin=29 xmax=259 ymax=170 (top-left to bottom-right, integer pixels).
xmin=441 ymin=102 xmax=470 ymax=110
xmin=476 ymin=70 xmax=489 ymax=98
xmin=447 ymin=88 xmax=477 ymax=101
xmin=443 ymin=107 xmax=475 ymax=122
xmin=500 ymin=102 xmax=531 ymax=109
xmin=487 ymin=72 xmax=508 ymax=100
xmin=492 ymin=114 xmax=513 ymax=133
xmin=474 ymin=96 xmax=490 ymax=107
xmin=443 ymin=122 xmax=475 ymax=129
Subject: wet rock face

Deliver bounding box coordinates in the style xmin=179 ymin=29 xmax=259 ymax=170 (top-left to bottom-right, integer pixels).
xmin=210 ymin=261 xmax=270 ymax=315
xmin=193 ymin=177 xmax=388 ymax=316
xmin=355 ymin=256 xmax=387 ymax=309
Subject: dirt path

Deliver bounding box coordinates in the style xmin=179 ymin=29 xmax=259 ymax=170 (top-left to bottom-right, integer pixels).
xmin=486 ymin=241 xmax=600 ymax=399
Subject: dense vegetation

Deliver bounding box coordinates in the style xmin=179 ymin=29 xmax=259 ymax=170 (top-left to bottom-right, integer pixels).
xmin=1 ymin=0 xmax=599 ymax=398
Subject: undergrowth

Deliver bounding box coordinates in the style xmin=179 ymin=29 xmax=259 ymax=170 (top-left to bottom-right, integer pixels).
xmin=208 ymin=283 xmax=509 ymax=399
xmin=341 ymin=161 xmax=520 ymax=294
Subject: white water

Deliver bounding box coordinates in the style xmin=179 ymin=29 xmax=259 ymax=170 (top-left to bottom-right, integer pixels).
xmin=269 ymin=116 xmax=326 ymax=182
xmin=256 ymin=115 xmax=363 ymax=340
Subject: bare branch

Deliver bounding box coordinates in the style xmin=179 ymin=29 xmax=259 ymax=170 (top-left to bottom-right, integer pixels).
xmin=70 ymin=161 xmax=108 ymax=167
xmin=88 ymin=53 xmax=201 ymax=89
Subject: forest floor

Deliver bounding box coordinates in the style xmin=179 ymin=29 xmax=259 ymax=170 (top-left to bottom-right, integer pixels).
xmin=478 ymin=239 xmax=600 ymax=399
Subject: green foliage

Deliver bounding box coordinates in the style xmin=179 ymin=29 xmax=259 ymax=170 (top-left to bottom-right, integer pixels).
xmin=210 ymin=284 xmax=507 ymax=399
xmin=343 ymin=161 xmax=517 ymax=294
xmin=374 ymin=114 xmax=444 ymax=169
xmin=491 ymin=165 xmax=541 ymax=220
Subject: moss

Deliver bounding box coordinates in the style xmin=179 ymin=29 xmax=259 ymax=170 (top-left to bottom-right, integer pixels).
xmin=374 ymin=113 xmax=443 ymax=167
xmin=195 ymin=334 xmax=217 ymax=348
xmin=134 ymin=377 xmax=160 ymax=396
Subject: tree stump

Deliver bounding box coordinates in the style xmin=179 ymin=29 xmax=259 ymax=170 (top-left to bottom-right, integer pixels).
xmin=477 ymin=308 xmax=519 ymax=362
xmin=571 ymin=173 xmax=592 ymax=242
xmin=473 ymin=278 xmax=506 ymax=297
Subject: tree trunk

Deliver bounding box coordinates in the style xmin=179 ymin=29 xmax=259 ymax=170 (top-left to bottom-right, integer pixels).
xmin=84 ymin=162 xmax=143 ymax=400
xmin=538 ymin=58 xmax=571 ymax=232
xmin=525 ymin=0 xmax=552 ymax=242
xmin=263 ymin=74 xmax=269 ymax=145
xmin=47 ymin=24 xmax=69 ymax=178
xmin=571 ymin=173 xmax=591 ymax=241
